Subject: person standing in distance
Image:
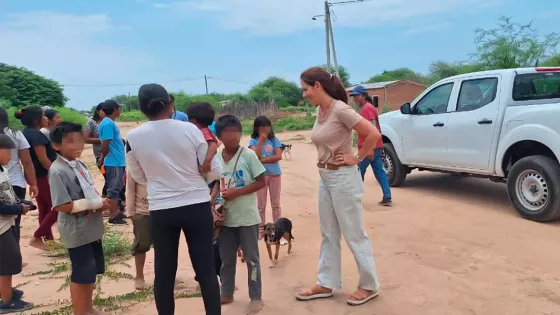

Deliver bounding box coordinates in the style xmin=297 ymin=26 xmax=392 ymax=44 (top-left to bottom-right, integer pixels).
xmin=350 ymin=86 xmax=392 ymax=206
xmin=98 ymin=100 xmax=127 ymax=225
xmin=169 ymin=94 xmax=188 ymax=122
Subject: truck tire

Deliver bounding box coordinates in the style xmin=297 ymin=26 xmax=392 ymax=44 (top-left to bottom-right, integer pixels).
xmin=507 ymin=155 xmax=560 ymax=222
xmin=383 ymin=143 xmax=407 ymax=187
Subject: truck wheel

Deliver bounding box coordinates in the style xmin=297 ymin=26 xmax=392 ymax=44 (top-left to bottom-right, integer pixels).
xmin=507 ymin=155 xmax=560 ymax=222
xmin=383 ymin=143 xmax=407 ymax=187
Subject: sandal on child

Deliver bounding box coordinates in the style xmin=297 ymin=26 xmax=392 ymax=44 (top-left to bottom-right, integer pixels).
xmin=295 ymin=285 xmax=333 ymax=301
xmin=346 ymin=289 xmax=378 ymax=306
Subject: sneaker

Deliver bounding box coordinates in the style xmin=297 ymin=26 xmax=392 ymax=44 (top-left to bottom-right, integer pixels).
xmin=378 ymin=199 xmax=392 ymax=207
xmin=0 ymin=298 xmax=33 ymax=313
xmin=0 ymin=289 xmax=23 ymax=300
xmin=108 ymin=214 xmax=128 ymax=225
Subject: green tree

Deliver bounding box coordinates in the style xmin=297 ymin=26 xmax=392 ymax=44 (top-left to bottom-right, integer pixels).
xmin=428 ymin=61 xmax=485 ymax=82
xmin=319 ymin=64 xmax=351 ymax=87
xmin=111 ymin=94 xmax=139 ymax=112
xmin=0 ymin=63 xmax=66 ymax=108
xmin=247 ymin=77 xmax=302 ymax=107
xmin=542 ymin=54 xmax=560 ymax=66
xmin=367 ymin=68 xmax=430 ymax=85
xmin=474 ymin=16 xmax=560 ymax=69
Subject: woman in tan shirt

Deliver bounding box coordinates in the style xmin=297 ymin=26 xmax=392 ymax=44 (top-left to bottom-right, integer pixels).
xmin=295 ymin=67 xmax=382 ymax=306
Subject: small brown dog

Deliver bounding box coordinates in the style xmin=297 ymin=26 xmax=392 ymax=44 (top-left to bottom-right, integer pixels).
xmin=263 ymin=218 xmax=294 ymax=268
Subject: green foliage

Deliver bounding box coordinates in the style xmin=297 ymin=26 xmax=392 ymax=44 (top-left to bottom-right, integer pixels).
xmin=473 ymin=17 xmax=560 ymax=69
xmin=241 ymin=115 xmax=316 ymax=135
xmin=4 ymin=106 xmax=86 ymax=130
xmin=247 ymin=77 xmax=302 ymax=107
xmin=319 ymin=64 xmax=352 ymax=87
xmin=117 ymin=110 xmax=146 ymax=122
xmin=367 ymin=68 xmax=431 ymax=85
xmin=280 ymin=106 xmax=308 ymax=113
xmin=172 ymin=92 xmax=221 ymax=112
xmin=0 ymin=63 xmax=66 ymax=108
xmin=542 ymin=54 xmax=560 ymax=67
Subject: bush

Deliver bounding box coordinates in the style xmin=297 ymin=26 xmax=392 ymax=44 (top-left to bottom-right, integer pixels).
xmin=5 ymin=106 xmax=86 ymax=130
xmin=241 ymin=115 xmax=316 ymax=135
xmin=118 ymin=110 xmax=146 ymax=122
xmin=280 ymin=106 xmax=308 ymax=113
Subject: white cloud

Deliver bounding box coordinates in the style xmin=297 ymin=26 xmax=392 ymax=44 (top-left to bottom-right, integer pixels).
xmin=154 ymin=0 xmax=490 ymax=35
xmin=0 ymin=11 xmax=154 ymax=109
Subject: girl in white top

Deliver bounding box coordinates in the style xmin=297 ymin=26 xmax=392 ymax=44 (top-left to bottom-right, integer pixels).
xmin=0 ymin=107 xmax=38 ymax=243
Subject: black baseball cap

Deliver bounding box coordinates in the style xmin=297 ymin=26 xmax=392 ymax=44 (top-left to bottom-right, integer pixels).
xmin=138 ymin=83 xmax=170 ymax=105
xmin=102 ymin=99 xmax=122 ymax=110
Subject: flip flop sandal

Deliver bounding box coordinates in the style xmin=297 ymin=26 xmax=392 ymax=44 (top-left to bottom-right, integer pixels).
xmin=346 ymin=291 xmax=378 ymax=306
xmin=295 ymin=289 xmax=333 ymax=301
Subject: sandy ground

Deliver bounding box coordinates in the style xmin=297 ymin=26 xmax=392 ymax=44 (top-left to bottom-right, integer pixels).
xmin=16 ymin=122 xmax=560 ymax=315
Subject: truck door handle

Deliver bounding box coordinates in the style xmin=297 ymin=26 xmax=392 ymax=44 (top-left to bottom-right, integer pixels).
xmin=433 ymin=122 xmax=444 ymax=127
xmin=478 ymin=119 xmax=493 ymax=124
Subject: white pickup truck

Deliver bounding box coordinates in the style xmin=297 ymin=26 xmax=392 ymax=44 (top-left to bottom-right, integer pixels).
xmin=379 ymin=67 xmax=560 ymax=222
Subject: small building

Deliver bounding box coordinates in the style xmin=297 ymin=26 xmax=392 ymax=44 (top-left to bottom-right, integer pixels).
xmin=346 ymin=80 xmax=427 ymax=112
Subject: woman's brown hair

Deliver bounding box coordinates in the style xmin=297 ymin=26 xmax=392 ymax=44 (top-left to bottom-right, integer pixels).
xmin=300 ymin=67 xmax=348 ymax=104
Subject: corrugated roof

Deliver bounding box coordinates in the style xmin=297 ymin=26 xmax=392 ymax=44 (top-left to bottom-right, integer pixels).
xmin=346 ymin=81 xmax=398 ymax=91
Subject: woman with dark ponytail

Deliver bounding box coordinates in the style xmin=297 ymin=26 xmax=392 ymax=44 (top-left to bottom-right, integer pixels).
xmin=17 ymin=107 xmax=58 ymax=250
xmin=295 ymin=67 xmax=381 ymax=306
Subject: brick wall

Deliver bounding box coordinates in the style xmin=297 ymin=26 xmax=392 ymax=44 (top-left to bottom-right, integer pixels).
xmin=347 ymin=80 xmax=427 ymax=112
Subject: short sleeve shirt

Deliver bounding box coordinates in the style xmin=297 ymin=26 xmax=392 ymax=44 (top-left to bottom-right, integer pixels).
xmin=22 ymin=127 xmax=57 ymax=178
xmin=98 ymin=118 xmax=125 ymax=167
xmin=310 ymin=101 xmax=362 ymax=164
xmin=49 ymin=159 xmax=104 ymax=249
xmin=200 ymin=127 xmax=217 ymax=143
xmin=248 ymin=137 xmax=283 ymax=175
xmin=209 ymin=122 xmax=217 ymax=137
xmin=84 ymin=118 xmax=102 ymax=159
xmin=217 ymin=148 xmax=265 ymax=227
xmin=3 ymin=129 xmax=30 ymax=188
xmin=358 ymin=102 xmax=383 ymax=149
xmin=172 ymin=110 xmax=188 ymax=122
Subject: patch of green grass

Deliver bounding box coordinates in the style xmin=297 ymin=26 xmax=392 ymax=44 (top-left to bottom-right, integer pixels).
xmin=117 ymin=110 xmax=146 ymax=122
xmin=242 ymin=115 xmax=315 ymax=135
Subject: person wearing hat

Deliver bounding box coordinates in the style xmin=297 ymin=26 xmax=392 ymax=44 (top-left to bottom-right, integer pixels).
xmin=99 ymin=100 xmax=128 ymax=225
xmin=350 ymin=85 xmax=392 ymax=206
xmin=126 ymin=83 xmax=221 ymax=315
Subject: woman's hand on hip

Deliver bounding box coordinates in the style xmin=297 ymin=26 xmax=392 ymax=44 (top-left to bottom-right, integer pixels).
xmin=334 ymin=152 xmax=359 ymax=166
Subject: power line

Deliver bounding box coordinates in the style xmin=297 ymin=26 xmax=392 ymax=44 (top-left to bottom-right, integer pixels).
xmin=206 ymin=76 xmax=251 ymax=85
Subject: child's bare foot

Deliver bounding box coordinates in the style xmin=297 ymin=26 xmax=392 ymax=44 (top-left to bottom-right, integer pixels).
xmin=135 ymin=278 xmax=150 ymax=290
xmin=29 ymin=238 xmax=47 ymax=251
xmin=221 ymin=296 xmax=234 ymax=305
xmin=247 ymin=299 xmax=263 ymax=315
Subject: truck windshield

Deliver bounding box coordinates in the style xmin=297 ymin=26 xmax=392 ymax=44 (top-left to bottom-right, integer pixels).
xmin=513 ymin=72 xmax=560 ymax=101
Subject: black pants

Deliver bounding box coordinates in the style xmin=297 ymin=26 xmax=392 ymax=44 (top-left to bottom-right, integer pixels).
xmin=214 ymin=240 xmax=222 ymax=281
xmin=150 ymin=202 xmax=220 ymax=315
xmin=12 ymin=186 xmax=26 ymax=243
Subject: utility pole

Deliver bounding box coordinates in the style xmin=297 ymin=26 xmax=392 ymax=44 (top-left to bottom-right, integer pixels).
xmin=204 ymin=75 xmax=209 ymax=94
xmin=324 ymin=1 xmax=331 ymax=73
xmin=327 ymin=7 xmax=340 ymax=79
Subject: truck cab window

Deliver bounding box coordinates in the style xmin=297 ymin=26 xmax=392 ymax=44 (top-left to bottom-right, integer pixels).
xmin=414 ymin=83 xmax=454 ymax=115
xmin=456 ymin=78 xmax=498 ymax=112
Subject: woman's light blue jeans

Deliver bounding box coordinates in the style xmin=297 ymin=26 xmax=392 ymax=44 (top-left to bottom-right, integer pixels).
xmin=316 ymin=165 xmax=380 ymax=291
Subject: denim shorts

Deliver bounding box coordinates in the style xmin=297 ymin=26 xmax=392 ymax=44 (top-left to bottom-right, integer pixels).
xmin=105 ymin=166 xmax=125 ymax=200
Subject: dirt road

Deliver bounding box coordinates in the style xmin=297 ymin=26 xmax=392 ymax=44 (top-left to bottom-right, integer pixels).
xmin=17 ymin=126 xmax=560 ymax=315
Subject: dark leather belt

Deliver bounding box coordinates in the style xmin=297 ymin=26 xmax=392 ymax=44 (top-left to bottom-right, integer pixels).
xmin=317 ymin=163 xmax=340 ymax=170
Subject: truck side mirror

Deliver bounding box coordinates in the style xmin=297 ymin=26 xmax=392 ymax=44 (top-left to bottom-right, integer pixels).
xmin=400 ymin=103 xmax=411 ymax=115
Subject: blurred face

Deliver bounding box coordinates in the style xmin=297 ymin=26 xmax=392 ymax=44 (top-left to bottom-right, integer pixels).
xmin=50 ymin=113 xmax=61 ymax=127
xmin=353 ymin=94 xmax=365 ymax=106
xmin=258 ymin=125 xmax=271 ymax=136
xmin=218 ymin=126 xmax=242 ymax=149
xmin=301 ymin=80 xmax=321 ymax=106
xmin=97 ymin=109 xmax=106 ymax=120
xmin=52 ymin=132 xmax=85 ymax=160
xmin=115 ymin=107 xmax=122 ymax=118
xmin=41 ymin=115 xmax=49 ymax=128
xmin=0 ymin=149 xmax=11 ymax=165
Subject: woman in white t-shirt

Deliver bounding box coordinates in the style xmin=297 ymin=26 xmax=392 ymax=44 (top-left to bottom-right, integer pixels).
xmin=0 ymin=107 xmax=38 ymax=241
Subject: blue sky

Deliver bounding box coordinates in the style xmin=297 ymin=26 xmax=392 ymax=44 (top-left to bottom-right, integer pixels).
xmin=0 ymin=0 xmax=558 ymax=110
